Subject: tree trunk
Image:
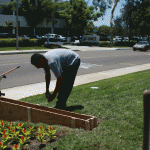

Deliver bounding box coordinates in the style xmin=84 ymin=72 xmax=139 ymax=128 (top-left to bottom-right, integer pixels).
xmin=47 ymin=23 xmax=49 ymax=44
xmin=110 ymin=0 xmax=118 ymax=46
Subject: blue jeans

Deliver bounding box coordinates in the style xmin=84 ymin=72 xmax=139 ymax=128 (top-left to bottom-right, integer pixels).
xmin=56 ymin=59 xmax=81 ymax=106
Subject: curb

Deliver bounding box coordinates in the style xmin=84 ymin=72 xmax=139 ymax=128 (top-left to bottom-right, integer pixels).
xmin=0 ymin=50 xmax=48 ymax=55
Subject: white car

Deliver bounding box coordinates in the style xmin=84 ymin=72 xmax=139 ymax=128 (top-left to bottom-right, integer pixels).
xmin=42 ymin=34 xmax=57 ymax=40
xmin=55 ymin=35 xmax=66 ymax=41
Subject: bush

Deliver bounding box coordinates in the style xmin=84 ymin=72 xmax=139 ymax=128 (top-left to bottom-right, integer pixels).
xmin=113 ymin=41 xmax=136 ymax=47
xmin=99 ymin=41 xmax=110 ymax=47
xmin=0 ymin=38 xmax=44 ymax=47
xmin=44 ymin=43 xmax=62 ymax=48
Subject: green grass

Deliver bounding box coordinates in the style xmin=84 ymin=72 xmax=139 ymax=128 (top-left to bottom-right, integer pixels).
xmin=2 ymin=69 xmax=150 ymax=149
xmin=0 ymin=45 xmax=68 ymax=51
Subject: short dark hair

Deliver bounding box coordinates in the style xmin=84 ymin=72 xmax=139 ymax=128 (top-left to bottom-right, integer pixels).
xmin=31 ymin=53 xmax=46 ymax=67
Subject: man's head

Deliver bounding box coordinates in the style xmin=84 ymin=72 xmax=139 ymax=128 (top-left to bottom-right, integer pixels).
xmin=31 ymin=53 xmax=48 ymax=69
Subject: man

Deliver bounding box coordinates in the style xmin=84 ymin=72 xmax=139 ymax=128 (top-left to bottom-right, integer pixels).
xmin=31 ymin=48 xmax=80 ymax=110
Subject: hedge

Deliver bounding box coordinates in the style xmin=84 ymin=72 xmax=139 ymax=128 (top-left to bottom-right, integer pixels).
xmin=0 ymin=38 xmax=45 ymax=47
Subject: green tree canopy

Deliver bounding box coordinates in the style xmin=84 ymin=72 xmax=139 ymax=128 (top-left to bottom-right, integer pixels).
xmin=58 ymin=0 xmax=102 ymax=36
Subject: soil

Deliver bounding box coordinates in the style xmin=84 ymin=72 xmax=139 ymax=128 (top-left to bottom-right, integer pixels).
xmin=0 ymin=117 xmax=103 ymax=150
xmin=0 ymin=127 xmax=70 ymax=150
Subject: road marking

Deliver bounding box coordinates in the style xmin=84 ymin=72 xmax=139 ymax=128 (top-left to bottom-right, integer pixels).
xmin=79 ymin=63 xmax=103 ymax=69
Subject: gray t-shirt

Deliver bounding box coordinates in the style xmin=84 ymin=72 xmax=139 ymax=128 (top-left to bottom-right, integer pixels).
xmin=43 ymin=49 xmax=80 ymax=79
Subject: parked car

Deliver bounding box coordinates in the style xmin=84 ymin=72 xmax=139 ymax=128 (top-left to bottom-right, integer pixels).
xmin=71 ymin=36 xmax=78 ymax=42
xmin=133 ymin=41 xmax=150 ymax=51
xmin=55 ymin=35 xmax=66 ymax=41
xmin=19 ymin=35 xmax=30 ymax=39
xmin=123 ymin=37 xmax=129 ymax=41
xmin=42 ymin=34 xmax=57 ymax=40
xmin=35 ymin=35 xmax=42 ymax=39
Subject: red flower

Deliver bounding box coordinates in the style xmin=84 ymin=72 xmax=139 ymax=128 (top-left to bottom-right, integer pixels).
xmin=0 ymin=142 xmax=2 ymax=146
xmin=4 ymin=135 xmax=7 ymax=138
xmin=38 ymin=133 xmax=41 ymax=136
xmin=23 ymin=128 xmax=26 ymax=133
xmin=22 ymin=136 xmax=24 ymax=140
xmin=1 ymin=120 xmax=3 ymax=123
xmin=30 ymin=126 xmax=33 ymax=129
xmin=9 ymin=122 xmax=12 ymax=125
xmin=39 ymin=126 xmax=42 ymax=129
xmin=3 ymin=130 xmax=6 ymax=134
xmin=14 ymin=144 xmax=18 ymax=148
xmin=1 ymin=122 xmax=3 ymax=126
xmin=18 ymin=123 xmax=21 ymax=126
xmin=8 ymin=126 xmax=10 ymax=130
xmin=12 ymin=129 xmax=15 ymax=132
xmin=49 ymin=126 xmax=53 ymax=130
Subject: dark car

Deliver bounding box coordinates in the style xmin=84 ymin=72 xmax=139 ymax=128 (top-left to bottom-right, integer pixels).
xmin=133 ymin=41 xmax=150 ymax=51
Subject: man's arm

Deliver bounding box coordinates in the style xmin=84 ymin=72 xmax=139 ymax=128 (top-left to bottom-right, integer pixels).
xmin=52 ymin=75 xmax=63 ymax=97
xmin=45 ymin=70 xmax=51 ymax=93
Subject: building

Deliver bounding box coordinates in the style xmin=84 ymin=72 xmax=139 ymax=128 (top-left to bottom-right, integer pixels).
xmin=0 ymin=0 xmax=74 ymax=37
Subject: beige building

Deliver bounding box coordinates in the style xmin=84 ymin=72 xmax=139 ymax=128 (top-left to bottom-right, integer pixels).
xmin=0 ymin=0 xmax=69 ymax=36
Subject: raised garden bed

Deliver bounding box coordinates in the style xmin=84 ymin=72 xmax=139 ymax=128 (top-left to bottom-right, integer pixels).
xmin=0 ymin=97 xmax=98 ymax=131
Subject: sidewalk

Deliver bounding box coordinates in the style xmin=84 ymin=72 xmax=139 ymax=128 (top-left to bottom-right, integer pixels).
xmin=1 ymin=63 xmax=150 ymax=101
xmin=0 ymin=45 xmax=132 ymax=55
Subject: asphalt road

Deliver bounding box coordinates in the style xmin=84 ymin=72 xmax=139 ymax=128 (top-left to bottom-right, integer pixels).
xmin=1 ymin=49 xmax=150 ymax=90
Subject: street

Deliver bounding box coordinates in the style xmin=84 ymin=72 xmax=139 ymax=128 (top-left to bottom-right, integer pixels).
xmin=1 ymin=49 xmax=150 ymax=89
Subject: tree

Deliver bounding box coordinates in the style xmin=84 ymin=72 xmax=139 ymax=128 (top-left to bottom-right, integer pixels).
xmin=97 ymin=25 xmax=110 ymax=35
xmin=92 ymin=0 xmax=120 ymax=46
xmin=41 ymin=0 xmax=59 ymax=44
xmin=58 ymin=0 xmax=102 ymax=37
xmin=84 ymin=21 xmax=96 ymax=34
xmin=120 ymin=0 xmax=150 ymax=41
xmin=0 ymin=0 xmax=47 ymax=37
xmin=3 ymin=21 xmax=14 ymax=35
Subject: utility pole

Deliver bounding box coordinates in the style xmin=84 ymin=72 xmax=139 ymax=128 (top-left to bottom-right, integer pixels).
xmin=16 ymin=0 xmax=19 ymax=50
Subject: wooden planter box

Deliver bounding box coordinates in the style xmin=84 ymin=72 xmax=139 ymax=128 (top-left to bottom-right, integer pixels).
xmin=0 ymin=97 xmax=98 ymax=131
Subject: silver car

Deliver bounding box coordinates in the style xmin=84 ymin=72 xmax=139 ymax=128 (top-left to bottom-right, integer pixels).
xmin=133 ymin=41 xmax=150 ymax=51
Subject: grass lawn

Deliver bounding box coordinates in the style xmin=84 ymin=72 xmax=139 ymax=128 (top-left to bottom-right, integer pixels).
xmin=2 ymin=69 xmax=149 ymax=149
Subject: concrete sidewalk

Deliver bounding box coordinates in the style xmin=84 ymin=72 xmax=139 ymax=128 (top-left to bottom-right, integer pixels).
xmin=0 ymin=46 xmax=131 ymax=55
xmin=1 ymin=63 xmax=150 ymax=101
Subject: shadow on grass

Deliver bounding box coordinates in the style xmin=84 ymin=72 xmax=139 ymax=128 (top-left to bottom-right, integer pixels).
xmin=64 ymin=105 xmax=84 ymax=112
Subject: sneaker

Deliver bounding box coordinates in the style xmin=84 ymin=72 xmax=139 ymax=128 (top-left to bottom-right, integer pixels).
xmin=54 ymin=104 xmax=66 ymax=110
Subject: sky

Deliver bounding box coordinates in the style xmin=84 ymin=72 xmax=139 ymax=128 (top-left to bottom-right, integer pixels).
xmin=63 ymin=0 xmax=127 ymax=27
xmin=87 ymin=0 xmax=127 ymax=27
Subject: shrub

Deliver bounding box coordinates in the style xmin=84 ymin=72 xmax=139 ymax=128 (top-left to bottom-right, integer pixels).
xmin=0 ymin=38 xmax=44 ymax=47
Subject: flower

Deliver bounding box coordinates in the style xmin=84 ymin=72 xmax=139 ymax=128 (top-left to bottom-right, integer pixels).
xmin=14 ymin=144 xmax=18 ymax=148
xmin=29 ymin=126 xmax=34 ymax=137
xmin=46 ymin=126 xmax=56 ymax=140
xmin=20 ymin=128 xmax=30 ymax=138
xmin=37 ymin=126 xmax=46 ymax=143
xmin=10 ymin=128 xmax=20 ymax=142
xmin=16 ymin=123 xmax=24 ymax=135
xmin=12 ymin=144 xmax=20 ymax=150
xmin=0 ymin=142 xmax=7 ymax=150
xmin=37 ymin=132 xmax=46 ymax=143
xmin=8 ymin=126 xmax=10 ymax=130
xmin=3 ymin=130 xmax=6 ymax=134
xmin=18 ymin=136 xmax=29 ymax=149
